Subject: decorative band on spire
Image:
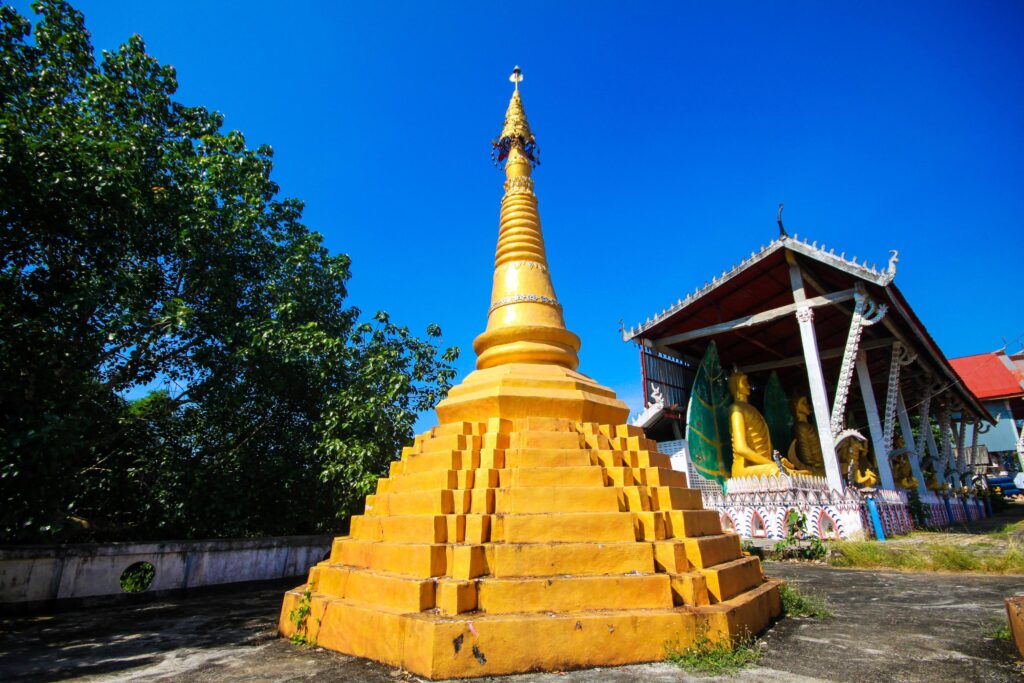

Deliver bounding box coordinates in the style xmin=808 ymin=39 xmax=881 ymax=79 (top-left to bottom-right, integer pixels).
xmin=488 ymin=294 xmax=562 ymax=314
xmin=492 ymin=66 xmax=540 ymax=167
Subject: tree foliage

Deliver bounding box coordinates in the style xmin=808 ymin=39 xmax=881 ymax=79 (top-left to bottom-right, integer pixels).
xmin=0 ymin=1 xmax=457 ymax=543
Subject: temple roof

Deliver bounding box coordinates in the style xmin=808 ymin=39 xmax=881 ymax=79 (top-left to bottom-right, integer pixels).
xmin=623 ymin=234 xmax=896 ymax=339
xmin=623 ymin=233 xmax=991 ymax=422
xmin=950 ymin=352 xmax=1024 ymax=401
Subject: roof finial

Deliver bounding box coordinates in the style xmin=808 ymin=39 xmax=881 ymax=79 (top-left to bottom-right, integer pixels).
xmin=509 ymin=65 xmax=523 ymax=92
xmin=492 ymin=67 xmax=538 ymax=167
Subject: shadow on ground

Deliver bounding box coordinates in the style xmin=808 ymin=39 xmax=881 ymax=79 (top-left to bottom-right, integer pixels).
xmin=1 ymin=565 xmax=1021 ymax=681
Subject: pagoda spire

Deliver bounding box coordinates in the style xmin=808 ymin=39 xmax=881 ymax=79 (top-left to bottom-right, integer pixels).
xmin=473 ymin=67 xmax=581 ymax=370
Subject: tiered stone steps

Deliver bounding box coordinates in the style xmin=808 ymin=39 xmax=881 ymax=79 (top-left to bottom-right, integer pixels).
xmin=280 ymin=417 xmax=780 ymax=678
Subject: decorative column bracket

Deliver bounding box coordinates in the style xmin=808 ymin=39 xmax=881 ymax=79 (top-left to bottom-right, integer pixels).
xmin=938 ymin=402 xmax=959 ymax=487
xmin=882 ymin=342 xmax=916 ymax=454
xmin=916 ymin=377 xmax=945 ymax=486
xmin=955 ymin=405 xmax=968 ymax=483
xmin=830 ymin=284 xmax=887 ymax=438
xmin=967 ymin=418 xmax=985 ymax=477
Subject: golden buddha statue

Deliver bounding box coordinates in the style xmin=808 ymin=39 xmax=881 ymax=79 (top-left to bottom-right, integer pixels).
xmin=922 ymin=460 xmax=941 ymax=491
xmin=891 ymin=453 xmax=919 ymax=490
xmin=787 ymin=396 xmax=825 ymax=477
xmin=728 ymin=371 xmax=809 ymax=478
xmin=837 ymin=436 xmax=879 ymax=488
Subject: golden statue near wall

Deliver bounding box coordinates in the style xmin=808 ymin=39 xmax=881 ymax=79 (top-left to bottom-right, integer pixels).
xmin=787 ymin=396 xmax=826 ymax=477
xmin=891 ymin=452 xmax=919 ymax=490
xmin=836 ymin=436 xmax=879 ymax=488
xmin=922 ymin=459 xmax=942 ymax=491
xmin=728 ymin=371 xmax=809 ymax=478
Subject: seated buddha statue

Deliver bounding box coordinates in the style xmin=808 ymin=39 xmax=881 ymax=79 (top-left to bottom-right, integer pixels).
xmin=922 ymin=458 xmax=942 ymax=491
xmin=891 ymin=454 xmax=918 ymax=490
xmin=728 ymin=371 xmax=810 ymax=478
xmin=787 ymin=396 xmax=826 ymax=477
xmin=837 ymin=436 xmax=879 ymax=488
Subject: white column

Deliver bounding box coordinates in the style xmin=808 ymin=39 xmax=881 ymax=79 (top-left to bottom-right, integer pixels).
xmin=896 ymin=389 xmax=928 ymax=496
xmin=939 ymin=405 xmax=961 ymax=488
xmin=796 ymin=306 xmax=844 ymax=493
xmin=955 ymin=416 xmax=969 ymax=483
xmin=856 ymin=350 xmax=896 ymax=490
xmin=787 ymin=256 xmax=844 ymax=493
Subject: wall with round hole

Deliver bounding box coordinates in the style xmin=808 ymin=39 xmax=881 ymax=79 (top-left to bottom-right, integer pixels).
xmin=120 ymin=561 xmax=156 ymax=593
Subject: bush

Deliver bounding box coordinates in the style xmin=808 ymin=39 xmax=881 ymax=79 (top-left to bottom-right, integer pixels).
xmin=769 ymin=510 xmax=828 ymax=561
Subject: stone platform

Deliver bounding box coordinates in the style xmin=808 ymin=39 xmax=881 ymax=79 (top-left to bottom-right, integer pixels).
xmin=279 ymin=417 xmax=781 ymax=678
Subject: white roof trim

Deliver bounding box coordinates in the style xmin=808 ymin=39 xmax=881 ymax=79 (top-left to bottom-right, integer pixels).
xmin=622 ymin=234 xmax=898 ymax=341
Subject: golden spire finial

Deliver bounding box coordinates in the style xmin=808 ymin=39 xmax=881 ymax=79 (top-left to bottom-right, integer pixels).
xmin=471 ymin=68 xmax=578 ymax=371
xmin=492 ymin=66 xmax=539 ymax=168
xmin=509 ymin=65 xmax=523 ymax=92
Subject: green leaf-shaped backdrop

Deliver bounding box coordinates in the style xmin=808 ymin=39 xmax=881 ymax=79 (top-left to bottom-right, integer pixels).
xmin=685 ymin=341 xmax=733 ymax=489
xmin=764 ymin=371 xmax=793 ymax=460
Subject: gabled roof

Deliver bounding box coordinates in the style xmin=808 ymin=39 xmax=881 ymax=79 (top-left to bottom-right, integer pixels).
xmin=623 ymin=234 xmax=897 ymax=340
xmin=950 ymin=352 xmax=1024 ymax=401
xmin=622 ymin=232 xmax=991 ymax=422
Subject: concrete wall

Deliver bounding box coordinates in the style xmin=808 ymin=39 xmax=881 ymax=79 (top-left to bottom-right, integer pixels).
xmin=0 ymin=535 xmax=332 ymax=608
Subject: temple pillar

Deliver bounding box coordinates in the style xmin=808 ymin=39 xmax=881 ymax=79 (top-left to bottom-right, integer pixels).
xmin=856 ymin=350 xmax=896 ymax=490
xmin=786 ymin=256 xmax=843 ymax=493
xmin=793 ymin=306 xmax=844 ymax=493
xmin=955 ymin=415 xmax=969 ymax=484
xmin=939 ymin=404 xmax=961 ymax=488
xmin=923 ymin=411 xmax=946 ymax=487
xmin=896 ymin=389 xmax=928 ymax=497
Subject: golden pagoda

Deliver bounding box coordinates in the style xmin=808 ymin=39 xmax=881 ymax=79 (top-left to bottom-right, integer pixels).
xmin=279 ymin=68 xmax=781 ymax=678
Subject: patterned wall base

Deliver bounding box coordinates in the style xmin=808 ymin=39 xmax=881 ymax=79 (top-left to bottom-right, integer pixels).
xmin=658 ymin=439 xmax=979 ymax=540
xmin=704 ymin=474 xmax=869 ymax=540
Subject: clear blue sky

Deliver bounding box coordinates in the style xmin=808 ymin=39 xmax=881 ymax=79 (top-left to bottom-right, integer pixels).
xmin=14 ymin=1 xmax=1024 ymax=420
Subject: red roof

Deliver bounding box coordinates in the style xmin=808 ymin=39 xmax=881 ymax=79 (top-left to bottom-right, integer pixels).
xmin=950 ymin=352 xmax=1024 ymax=401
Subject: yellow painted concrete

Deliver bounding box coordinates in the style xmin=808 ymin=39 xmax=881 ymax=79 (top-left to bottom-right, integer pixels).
xmin=281 ymin=79 xmax=780 ymax=678
xmin=476 ymin=574 xmax=673 ymax=614
xmin=701 ymin=556 xmax=764 ymax=603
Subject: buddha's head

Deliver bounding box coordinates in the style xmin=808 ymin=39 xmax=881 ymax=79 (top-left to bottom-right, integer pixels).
xmin=839 ymin=436 xmax=866 ymax=463
xmin=790 ymin=396 xmax=811 ymax=422
xmin=727 ymin=370 xmax=750 ymax=402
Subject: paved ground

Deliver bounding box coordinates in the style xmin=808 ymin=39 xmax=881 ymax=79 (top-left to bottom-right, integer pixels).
xmin=0 ymin=564 xmax=1020 ymax=682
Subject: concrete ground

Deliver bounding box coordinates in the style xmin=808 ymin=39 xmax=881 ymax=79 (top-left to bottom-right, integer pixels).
xmin=0 ymin=564 xmax=1020 ymax=682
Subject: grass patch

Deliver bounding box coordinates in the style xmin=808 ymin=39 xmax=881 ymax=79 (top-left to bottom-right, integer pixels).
xmin=829 ymin=541 xmax=1024 ymax=574
xmin=665 ymin=625 xmax=761 ymax=675
xmin=991 ymin=519 xmax=1024 ymax=540
xmin=983 ymin=619 xmax=1012 ymax=641
xmin=779 ymin=583 xmax=832 ymax=618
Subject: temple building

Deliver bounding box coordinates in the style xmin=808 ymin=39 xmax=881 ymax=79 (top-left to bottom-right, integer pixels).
xmin=950 ymin=349 xmax=1024 ymax=474
xmin=280 ymin=70 xmax=780 ymax=678
xmin=624 ymin=231 xmax=994 ymax=539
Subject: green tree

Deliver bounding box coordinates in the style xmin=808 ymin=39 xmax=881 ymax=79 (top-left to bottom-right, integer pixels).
xmin=0 ymin=1 xmax=457 ymax=542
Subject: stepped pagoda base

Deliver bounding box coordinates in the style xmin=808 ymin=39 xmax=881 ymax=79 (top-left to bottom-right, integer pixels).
xmin=280 ymin=582 xmax=781 ymax=678
xmin=279 ymin=417 xmax=781 ymax=679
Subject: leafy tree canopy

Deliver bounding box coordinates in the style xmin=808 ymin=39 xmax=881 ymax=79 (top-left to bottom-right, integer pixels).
xmin=0 ymin=1 xmax=458 ymax=543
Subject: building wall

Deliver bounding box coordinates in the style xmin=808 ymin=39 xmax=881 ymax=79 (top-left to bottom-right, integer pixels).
xmin=964 ymin=400 xmax=1021 ymax=453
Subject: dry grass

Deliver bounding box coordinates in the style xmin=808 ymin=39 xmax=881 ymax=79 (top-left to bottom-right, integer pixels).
xmin=829 ymin=516 xmax=1024 ymax=574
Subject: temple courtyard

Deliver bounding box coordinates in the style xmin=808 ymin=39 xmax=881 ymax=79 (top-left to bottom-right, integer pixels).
xmin=1 ymin=560 xmax=1019 ymax=682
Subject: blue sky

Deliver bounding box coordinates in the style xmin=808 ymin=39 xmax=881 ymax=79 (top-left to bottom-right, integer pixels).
xmin=15 ymin=1 xmax=1024 ymax=421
